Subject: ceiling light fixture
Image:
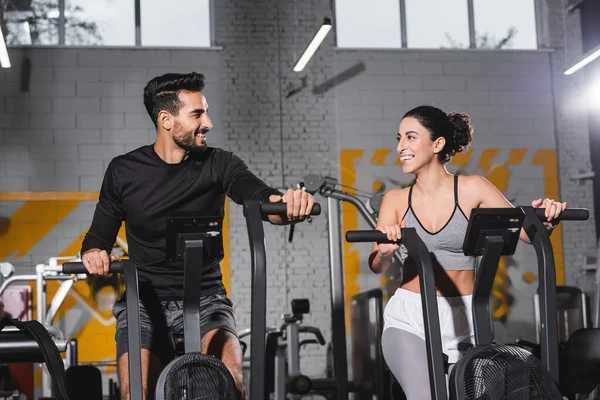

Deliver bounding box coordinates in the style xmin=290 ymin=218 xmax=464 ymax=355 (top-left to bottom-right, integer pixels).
xmin=293 ymin=17 xmax=332 ymax=72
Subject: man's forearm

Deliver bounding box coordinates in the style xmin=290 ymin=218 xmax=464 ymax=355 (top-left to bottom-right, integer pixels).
xmin=81 ymin=207 xmax=122 ymax=255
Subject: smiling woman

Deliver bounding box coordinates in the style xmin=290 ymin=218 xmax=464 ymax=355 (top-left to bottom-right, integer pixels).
xmin=371 ymin=104 xmax=568 ymax=398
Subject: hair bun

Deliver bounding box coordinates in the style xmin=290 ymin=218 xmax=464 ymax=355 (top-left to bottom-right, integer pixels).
xmin=447 ymin=112 xmax=473 ymax=154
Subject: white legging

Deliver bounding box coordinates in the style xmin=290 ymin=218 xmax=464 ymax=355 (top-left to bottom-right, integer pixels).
xmin=381 ymin=328 xmax=455 ymax=400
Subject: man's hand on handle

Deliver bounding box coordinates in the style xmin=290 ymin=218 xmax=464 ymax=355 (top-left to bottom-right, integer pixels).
xmin=81 ymin=248 xmax=121 ymax=276
xmin=268 ymin=188 xmax=315 ymax=223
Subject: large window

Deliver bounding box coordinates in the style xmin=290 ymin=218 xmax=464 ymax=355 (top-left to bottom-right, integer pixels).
xmin=335 ymin=0 xmax=539 ymax=50
xmin=406 ymin=0 xmax=469 ymax=49
xmin=141 ymin=0 xmax=211 ymax=47
xmin=1 ymin=0 xmax=212 ymax=47
xmin=335 ymin=0 xmax=401 ymax=49
xmin=66 ymin=0 xmax=135 ymax=46
xmin=473 ymin=0 xmax=537 ymax=49
xmin=2 ymin=0 xmax=61 ymax=45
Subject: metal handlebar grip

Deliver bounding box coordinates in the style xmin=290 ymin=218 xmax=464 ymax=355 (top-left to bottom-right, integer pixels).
xmin=261 ymin=202 xmax=321 ymax=216
xmin=62 ymin=261 xmax=124 ymax=274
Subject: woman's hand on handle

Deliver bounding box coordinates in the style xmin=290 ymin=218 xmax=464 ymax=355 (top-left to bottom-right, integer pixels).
xmin=377 ymin=221 xmax=406 ymax=256
xmin=531 ymin=197 xmax=567 ymax=231
xmin=81 ymin=248 xmax=121 ymax=276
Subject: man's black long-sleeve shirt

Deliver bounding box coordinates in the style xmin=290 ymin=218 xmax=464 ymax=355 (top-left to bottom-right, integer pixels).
xmin=81 ymin=145 xmax=281 ymax=300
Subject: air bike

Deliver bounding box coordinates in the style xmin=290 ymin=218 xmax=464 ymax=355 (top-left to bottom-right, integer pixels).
xmin=346 ymin=206 xmax=589 ymax=399
xmin=61 ymin=200 xmax=321 ymax=400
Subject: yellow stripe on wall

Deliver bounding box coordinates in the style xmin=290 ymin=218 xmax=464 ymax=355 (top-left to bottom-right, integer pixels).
xmin=0 ymin=201 xmax=80 ymax=261
xmin=340 ymin=150 xmax=365 ymax=332
xmin=532 ymin=149 xmax=565 ymax=285
xmin=370 ymin=149 xmax=392 ymax=166
xmin=0 ymin=192 xmax=99 ymax=201
xmin=478 ymin=149 xmax=500 ymax=172
xmin=450 ymin=149 xmax=473 ymax=168
xmin=60 ymin=230 xmax=88 ymax=258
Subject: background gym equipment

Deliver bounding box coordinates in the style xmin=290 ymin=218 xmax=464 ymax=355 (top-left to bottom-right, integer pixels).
xmin=301 ymin=174 xmax=397 ymax=400
xmin=0 ymin=258 xmax=73 ymax=400
xmin=0 ymin=316 xmax=70 ymax=400
xmin=350 ymin=289 xmax=398 ymax=399
xmin=0 ymin=323 xmax=67 ymax=364
xmin=0 ymin=257 xmax=122 ymax=400
xmin=518 ymin=264 xmax=600 ymax=397
xmin=63 ymin=339 xmax=120 ymax=400
xmin=263 ymin=298 xmax=330 ymax=399
xmin=65 ymin=365 xmax=103 ymax=400
xmin=346 ymin=206 xmax=589 ymax=400
xmin=0 ymin=257 xmax=81 ymax=398
xmin=0 ymin=391 xmax=23 ymax=400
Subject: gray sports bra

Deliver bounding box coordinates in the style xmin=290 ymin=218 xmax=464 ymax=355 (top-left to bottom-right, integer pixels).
xmin=399 ymin=175 xmax=478 ymax=271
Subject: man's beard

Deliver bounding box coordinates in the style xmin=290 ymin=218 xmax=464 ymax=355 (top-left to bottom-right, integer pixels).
xmin=173 ymin=122 xmax=206 ymax=153
xmin=173 ymin=133 xmax=197 ymax=152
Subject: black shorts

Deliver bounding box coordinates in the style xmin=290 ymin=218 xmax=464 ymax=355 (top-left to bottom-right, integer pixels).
xmin=112 ymin=293 xmax=238 ymax=365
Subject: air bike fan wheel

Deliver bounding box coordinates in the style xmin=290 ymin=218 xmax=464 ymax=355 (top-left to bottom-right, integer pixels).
xmin=450 ymin=344 xmax=562 ymax=399
xmin=156 ymin=353 xmax=238 ymax=400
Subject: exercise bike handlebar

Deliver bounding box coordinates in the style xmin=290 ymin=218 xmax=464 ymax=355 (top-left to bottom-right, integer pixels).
xmin=532 ymin=207 xmax=588 ymax=221
xmin=62 ymin=261 xmax=125 ymax=275
xmin=298 ymin=326 xmax=327 ymax=346
xmin=346 ymin=207 xmax=590 ymax=244
xmin=346 ymin=230 xmax=407 ymax=244
xmin=261 ymin=202 xmax=321 ymax=216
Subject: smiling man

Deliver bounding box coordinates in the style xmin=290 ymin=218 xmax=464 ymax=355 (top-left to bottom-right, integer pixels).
xmin=79 ymin=72 xmax=314 ymax=400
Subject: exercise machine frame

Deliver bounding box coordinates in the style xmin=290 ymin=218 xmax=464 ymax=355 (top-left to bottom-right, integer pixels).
xmin=346 ymin=206 xmax=589 ymax=400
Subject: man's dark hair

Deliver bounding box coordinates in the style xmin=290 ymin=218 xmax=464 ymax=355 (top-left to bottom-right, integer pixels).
xmin=143 ymin=72 xmax=206 ymax=126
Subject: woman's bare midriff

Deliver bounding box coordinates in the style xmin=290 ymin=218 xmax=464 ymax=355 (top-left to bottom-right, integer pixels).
xmin=400 ymin=269 xmax=476 ymax=296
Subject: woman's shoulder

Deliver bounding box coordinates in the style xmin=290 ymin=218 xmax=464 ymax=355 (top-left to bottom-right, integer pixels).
xmin=458 ymin=174 xmax=492 ymax=190
xmin=384 ymin=186 xmax=411 ymax=199
xmin=378 ymin=187 xmax=411 ymax=220
xmin=457 ymin=174 xmax=500 ymax=205
xmin=381 ymin=187 xmax=411 ymax=209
